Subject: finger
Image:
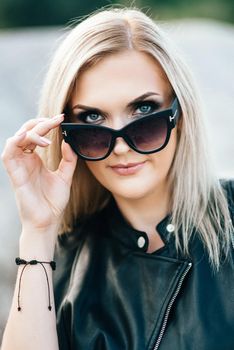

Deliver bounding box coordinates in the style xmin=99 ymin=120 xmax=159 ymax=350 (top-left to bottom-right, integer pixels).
xmin=20 ymin=114 xmax=64 ymax=148
xmin=1 ymin=130 xmax=28 ymax=165
xmin=15 ymin=117 xmax=48 ymax=135
xmin=1 ymin=129 xmax=49 ymax=165
xmin=28 ymin=114 xmax=64 ymax=138
xmin=18 ymin=114 xmax=64 ymax=151
xmin=55 ymin=141 xmax=78 ymax=186
xmin=2 ymin=114 xmax=64 ymax=163
xmin=12 ymin=118 xmax=49 ymax=152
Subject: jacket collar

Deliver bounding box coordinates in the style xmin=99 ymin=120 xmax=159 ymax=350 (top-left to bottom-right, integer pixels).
xmin=105 ymin=197 xmax=174 ymax=254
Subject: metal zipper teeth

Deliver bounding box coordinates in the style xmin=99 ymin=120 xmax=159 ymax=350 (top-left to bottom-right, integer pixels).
xmin=152 ymin=262 xmax=192 ymax=350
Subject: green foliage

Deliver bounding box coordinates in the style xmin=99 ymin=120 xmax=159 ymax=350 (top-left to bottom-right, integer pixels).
xmin=0 ymin=0 xmax=233 ymax=28
xmin=0 ymin=0 xmax=114 ymax=28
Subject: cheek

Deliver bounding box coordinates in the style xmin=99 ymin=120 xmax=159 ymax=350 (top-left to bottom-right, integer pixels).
xmin=150 ymin=128 xmax=178 ymax=171
xmin=85 ymin=161 xmax=108 ymax=186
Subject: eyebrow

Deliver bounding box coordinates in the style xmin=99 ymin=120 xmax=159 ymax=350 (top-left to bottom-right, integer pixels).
xmin=71 ymin=92 xmax=161 ymax=112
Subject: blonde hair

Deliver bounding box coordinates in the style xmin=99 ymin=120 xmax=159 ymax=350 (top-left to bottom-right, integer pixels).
xmin=38 ymin=6 xmax=233 ymax=270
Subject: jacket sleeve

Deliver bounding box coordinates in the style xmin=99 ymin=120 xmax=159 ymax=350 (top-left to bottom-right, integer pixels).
xmin=53 ymin=231 xmax=82 ymax=305
xmin=52 ymin=225 xmax=86 ymax=349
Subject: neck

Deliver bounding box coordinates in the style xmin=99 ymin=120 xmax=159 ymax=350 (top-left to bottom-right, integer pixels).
xmin=113 ymin=181 xmax=171 ymax=235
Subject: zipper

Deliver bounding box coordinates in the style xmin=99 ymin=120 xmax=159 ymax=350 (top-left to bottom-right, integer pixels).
xmin=152 ymin=261 xmax=192 ymax=350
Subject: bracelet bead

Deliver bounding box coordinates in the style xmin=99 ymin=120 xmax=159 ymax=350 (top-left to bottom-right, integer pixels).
xmin=15 ymin=257 xmax=56 ymax=311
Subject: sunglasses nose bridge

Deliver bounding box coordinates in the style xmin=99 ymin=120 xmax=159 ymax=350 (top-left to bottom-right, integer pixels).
xmin=111 ymin=129 xmax=132 ymax=153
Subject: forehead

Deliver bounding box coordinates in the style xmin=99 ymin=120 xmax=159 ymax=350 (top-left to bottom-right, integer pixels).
xmin=71 ymin=50 xmax=171 ymax=106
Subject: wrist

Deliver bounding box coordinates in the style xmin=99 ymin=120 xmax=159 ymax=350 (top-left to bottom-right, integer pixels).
xmin=20 ymin=221 xmax=61 ymax=235
xmin=19 ymin=227 xmax=59 ymax=260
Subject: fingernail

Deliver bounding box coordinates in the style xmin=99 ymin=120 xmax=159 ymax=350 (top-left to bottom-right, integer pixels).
xmin=15 ymin=128 xmax=27 ymax=136
xmin=52 ymin=114 xmax=64 ymax=120
xmin=40 ymin=136 xmax=52 ymax=145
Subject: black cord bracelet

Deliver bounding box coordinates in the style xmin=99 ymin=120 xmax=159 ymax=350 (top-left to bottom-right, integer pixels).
xmin=15 ymin=257 xmax=56 ymax=312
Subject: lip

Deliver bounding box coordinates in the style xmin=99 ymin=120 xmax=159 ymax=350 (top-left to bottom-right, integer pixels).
xmin=110 ymin=161 xmax=146 ymax=175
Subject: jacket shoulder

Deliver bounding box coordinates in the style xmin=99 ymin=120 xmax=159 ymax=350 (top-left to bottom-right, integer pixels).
xmin=220 ymin=178 xmax=234 ymax=195
xmin=56 ymin=205 xmax=108 ymax=250
xmin=53 ymin=208 xmax=108 ymax=282
xmin=220 ymin=178 xmax=234 ymax=219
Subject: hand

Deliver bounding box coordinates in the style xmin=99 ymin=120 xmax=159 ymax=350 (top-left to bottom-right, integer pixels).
xmin=1 ymin=114 xmax=78 ymax=234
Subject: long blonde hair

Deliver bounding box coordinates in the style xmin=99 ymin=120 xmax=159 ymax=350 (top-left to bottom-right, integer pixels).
xmin=38 ymin=6 xmax=233 ymax=270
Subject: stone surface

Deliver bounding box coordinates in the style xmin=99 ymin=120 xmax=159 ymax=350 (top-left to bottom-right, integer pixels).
xmin=0 ymin=20 xmax=233 ymax=340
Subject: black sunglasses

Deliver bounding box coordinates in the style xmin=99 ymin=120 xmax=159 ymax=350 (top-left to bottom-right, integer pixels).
xmin=61 ymin=97 xmax=180 ymax=161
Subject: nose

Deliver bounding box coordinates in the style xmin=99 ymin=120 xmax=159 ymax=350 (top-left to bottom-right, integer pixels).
xmin=112 ymin=136 xmax=131 ymax=155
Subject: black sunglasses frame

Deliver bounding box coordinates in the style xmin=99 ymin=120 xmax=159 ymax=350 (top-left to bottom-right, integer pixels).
xmin=61 ymin=97 xmax=180 ymax=161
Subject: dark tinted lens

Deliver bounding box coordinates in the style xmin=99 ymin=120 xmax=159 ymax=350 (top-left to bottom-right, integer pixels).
xmin=127 ymin=116 xmax=168 ymax=151
xmin=70 ymin=127 xmax=112 ymax=159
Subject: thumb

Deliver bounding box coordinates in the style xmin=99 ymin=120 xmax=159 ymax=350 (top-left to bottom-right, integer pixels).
xmin=56 ymin=140 xmax=78 ymax=185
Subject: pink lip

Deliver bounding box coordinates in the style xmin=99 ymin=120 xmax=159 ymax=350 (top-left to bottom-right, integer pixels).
xmin=110 ymin=161 xmax=146 ymax=175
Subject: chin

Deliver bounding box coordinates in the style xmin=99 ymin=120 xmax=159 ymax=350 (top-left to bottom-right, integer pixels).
xmin=108 ymin=180 xmax=158 ymax=201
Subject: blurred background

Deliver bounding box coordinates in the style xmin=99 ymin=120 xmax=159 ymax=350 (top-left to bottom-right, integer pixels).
xmin=0 ymin=0 xmax=234 ymax=343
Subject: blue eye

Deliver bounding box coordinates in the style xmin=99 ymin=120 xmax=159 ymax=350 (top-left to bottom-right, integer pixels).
xmin=138 ymin=105 xmax=151 ymax=113
xmin=85 ymin=113 xmax=102 ymax=123
xmin=135 ymin=101 xmax=158 ymax=115
xmin=75 ymin=111 xmax=103 ymax=124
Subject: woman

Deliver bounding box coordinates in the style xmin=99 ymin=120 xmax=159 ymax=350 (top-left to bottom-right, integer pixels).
xmin=1 ymin=7 xmax=234 ymax=350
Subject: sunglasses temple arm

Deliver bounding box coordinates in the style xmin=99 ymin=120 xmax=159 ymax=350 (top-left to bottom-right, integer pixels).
xmin=171 ymin=97 xmax=181 ymax=126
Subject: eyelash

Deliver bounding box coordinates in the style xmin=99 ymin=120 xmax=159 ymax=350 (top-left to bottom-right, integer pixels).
xmin=73 ymin=100 xmax=161 ymax=124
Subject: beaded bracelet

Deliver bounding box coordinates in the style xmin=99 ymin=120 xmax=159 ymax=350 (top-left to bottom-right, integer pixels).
xmin=15 ymin=257 xmax=56 ymax=311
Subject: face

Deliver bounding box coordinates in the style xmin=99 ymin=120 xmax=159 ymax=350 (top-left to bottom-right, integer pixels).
xmin=70 ymin=50 xmax=178 ymax=200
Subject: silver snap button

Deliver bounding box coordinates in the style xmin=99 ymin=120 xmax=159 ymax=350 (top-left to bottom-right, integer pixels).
xmin=166 ymin=224 xmax=175 ymax=233
xmin=137 ymin=236 xmax=146 ymax=248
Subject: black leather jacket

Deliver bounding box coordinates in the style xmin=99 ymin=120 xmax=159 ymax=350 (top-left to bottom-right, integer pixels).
xmin=53 ymin=179 xmax=234 ymax=350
